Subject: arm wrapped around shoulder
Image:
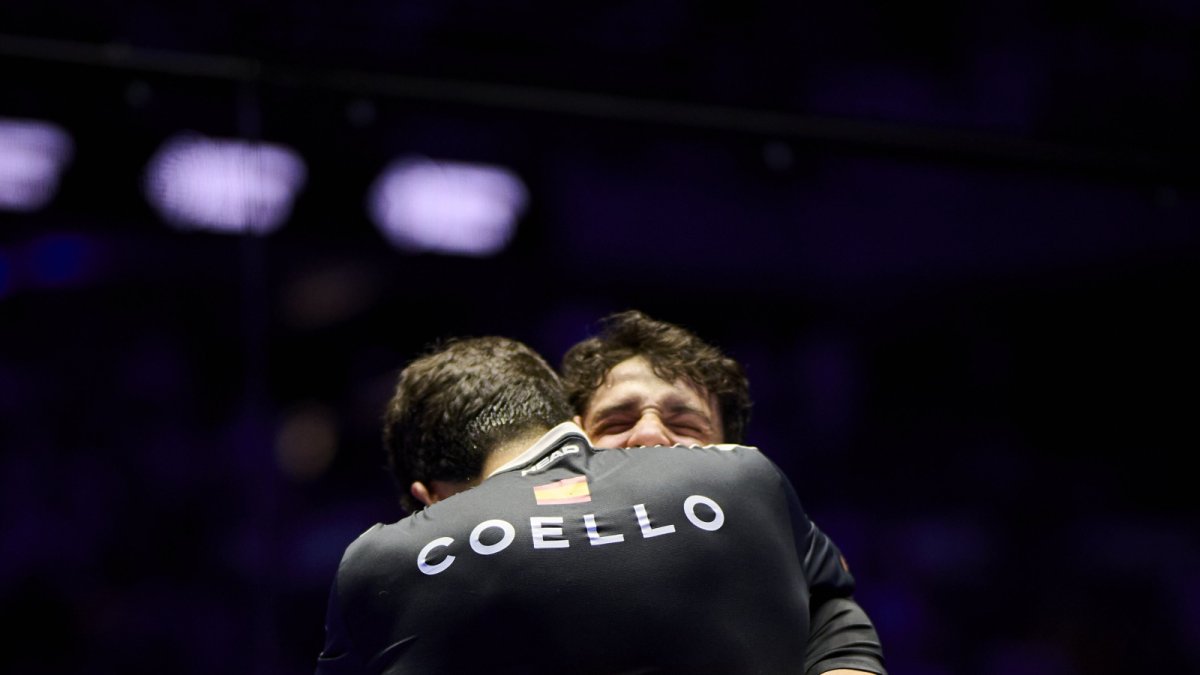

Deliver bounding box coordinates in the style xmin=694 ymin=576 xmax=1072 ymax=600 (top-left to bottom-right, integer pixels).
xmin=805 ymin=596 xmax=887 ymax=675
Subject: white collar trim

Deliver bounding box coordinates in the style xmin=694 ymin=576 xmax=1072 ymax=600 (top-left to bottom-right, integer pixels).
xmin=485 ymin=421 xmax=590 ymax=479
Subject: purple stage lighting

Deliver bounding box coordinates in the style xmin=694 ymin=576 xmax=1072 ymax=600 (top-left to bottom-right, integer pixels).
xmin=143 ymin=133 xmax=306 ymax=235
xmin=0 ymin=118 xmax=73 ymax=212
xmin=367 ymin=156 xmax=528 ymax=256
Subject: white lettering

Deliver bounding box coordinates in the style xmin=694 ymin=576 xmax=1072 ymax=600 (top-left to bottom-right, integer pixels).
xmin=531 ymin=516 xmax=570 ymax=548
xmin=521 ymin=444 xmax=581 ymax=476
xmin=469 ymin=519 xmax=516 ymax=555
xmin=683 ymin=495 xmax=724 ymax=531
xmin=584 ymin=514 xmax=625 ymax=546
xmin=417 ymin=536 xmax=456 ymax=575
xmin=634 ymin=504 xmax=676 ymax=538
xmin=419 ymin=495 xmax=725 ymax=573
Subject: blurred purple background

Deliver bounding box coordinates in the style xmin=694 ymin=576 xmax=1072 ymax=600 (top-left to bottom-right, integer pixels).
xmin=1 ymin=3 xmax=1197 ymax=674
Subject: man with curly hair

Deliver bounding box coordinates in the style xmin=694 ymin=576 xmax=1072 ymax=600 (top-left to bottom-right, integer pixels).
xmin=561 ymin=310 xmax=886 ymax=675
xmin=561 ymin=310 xmax=752 ymax=449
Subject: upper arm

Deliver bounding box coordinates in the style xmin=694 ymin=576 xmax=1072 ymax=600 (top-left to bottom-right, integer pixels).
xmin=770 ymin=461 xmax=856 ymax=599
xmin=315 ymin=575 xmax=367 ymax=675
xmin=766 ymin=458 xmax=886 ymax=675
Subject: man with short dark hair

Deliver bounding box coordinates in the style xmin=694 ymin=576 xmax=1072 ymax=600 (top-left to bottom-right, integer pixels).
xmin=382 ymin=336 xmax=573 ymax=513
xmin=562 ymin=310 xmax=886 ymax=675
xmin=316 ymin=335 xmax=885 ymax=674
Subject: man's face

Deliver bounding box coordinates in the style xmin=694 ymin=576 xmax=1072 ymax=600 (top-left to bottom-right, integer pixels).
xmin=578 ymin=356 xmax=723 ymax=448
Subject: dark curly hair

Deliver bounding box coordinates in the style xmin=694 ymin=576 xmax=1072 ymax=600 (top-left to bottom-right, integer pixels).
xmin=383 ymin=336 xmax=572 ymax=512
xmin=560 ymin=310 xmax=751 ymax=443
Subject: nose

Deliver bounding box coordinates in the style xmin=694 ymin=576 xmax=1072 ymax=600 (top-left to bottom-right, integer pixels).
xmin=627 ymin=413 xmax=672 ymax=447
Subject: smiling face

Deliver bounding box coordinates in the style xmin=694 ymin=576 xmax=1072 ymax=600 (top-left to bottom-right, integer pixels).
xmin=578 ymin=356 xmax=724 ymax=448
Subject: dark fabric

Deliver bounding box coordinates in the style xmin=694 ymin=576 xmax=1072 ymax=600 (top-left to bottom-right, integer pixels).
xmin=775 ymin=468 xmax=887 ymax=675
xmin=317 ymin=427 xmax=885 ymax=675
xmin=805 ymin=597 xmax=888 ymax=675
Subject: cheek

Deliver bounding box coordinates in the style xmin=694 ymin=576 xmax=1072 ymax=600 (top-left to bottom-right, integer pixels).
xmin=670 ymin=433 xmax=700 ymax=447
xmin=672 ymin=429 xmax=717 ymax=446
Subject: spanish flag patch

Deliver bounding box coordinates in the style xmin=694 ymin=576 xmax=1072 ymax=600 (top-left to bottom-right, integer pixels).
xmin=533 ymin=475 xmax=591 ymax=505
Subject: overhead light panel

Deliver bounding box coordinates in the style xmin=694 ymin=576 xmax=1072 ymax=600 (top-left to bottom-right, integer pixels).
xmin=0 ymin=117 xmax=73 ymax=212
xmin=367 ymin=156 xmax=528 ymax=257
xmin=143 ymin=133 xmax=306 ymax=235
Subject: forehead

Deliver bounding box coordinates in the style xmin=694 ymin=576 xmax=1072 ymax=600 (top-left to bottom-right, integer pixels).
xmin=590 ymin=357 xmax=713 ymax=412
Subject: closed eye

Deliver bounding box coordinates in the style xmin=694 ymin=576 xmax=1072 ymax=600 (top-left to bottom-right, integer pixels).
xmin=591 ymin=418 xmax=634 ymax=436
xmin=666 ymin=414 xmax=710 ymax=436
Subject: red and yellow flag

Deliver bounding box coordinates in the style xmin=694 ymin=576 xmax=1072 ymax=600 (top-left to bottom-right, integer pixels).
xmin=533 ymin=476 xmax=591 ymax=505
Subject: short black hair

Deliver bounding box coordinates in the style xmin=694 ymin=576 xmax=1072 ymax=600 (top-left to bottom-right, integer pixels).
xmin=561 ymin=310 xmax=751 ymax=443
xmin=383 ymin=336 xmax=572 ymax=512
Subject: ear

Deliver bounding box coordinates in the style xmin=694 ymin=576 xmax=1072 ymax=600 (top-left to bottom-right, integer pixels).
xmin=573 ymin=414 xmax=595 ymax=442
xmin=415 ymin=479 xmax=475 ymax=505
xmin=410 ymin=481 xmax=434 ymax=507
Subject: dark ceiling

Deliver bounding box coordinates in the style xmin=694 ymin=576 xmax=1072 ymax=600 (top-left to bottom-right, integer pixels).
xmin=2 ymin=1 xmax=1197 ymax=297
xmin=3 ymin=1 xmax=1198 ymax=146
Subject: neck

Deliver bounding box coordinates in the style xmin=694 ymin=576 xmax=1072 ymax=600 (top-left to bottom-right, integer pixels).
xmin=479 ymin=428 xmax=550 ymax=479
